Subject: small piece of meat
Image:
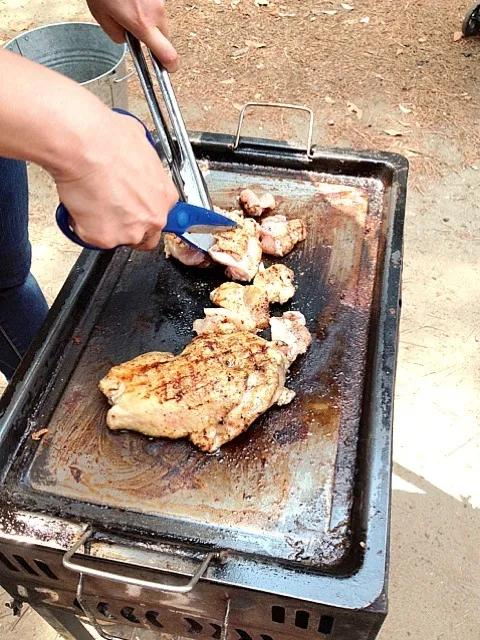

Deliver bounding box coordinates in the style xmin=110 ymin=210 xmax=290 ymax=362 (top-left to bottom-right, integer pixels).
xmin=210 ymin=281 xmax=270 ymax=330
xmin=99 ymin=332 xmax=292 ymax=452
xmin=239 ymin=189 xmax=276 ymax=217
xmin=276 ymin=387 xmax=296 ymax=406
xmin=270 ymin=311 xmax=312 ymax=363
xmin=254 ymin=264 xmax=296 ymax=304
xmin=164 ymin=233 xmax=210 ymax=267
xmin=260 ymin=215 xmax=307 ymax=257
xmin=193 ymin=308 xmax=256 ymax=335
xmin=242 ymin=217 xmax=262 ymax=238
xmin=209 ymin=227 xmax=262 ymax=281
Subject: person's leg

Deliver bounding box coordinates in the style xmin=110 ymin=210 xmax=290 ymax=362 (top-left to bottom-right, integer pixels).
xmin=0 ymin=157 xmax=48 ymax=379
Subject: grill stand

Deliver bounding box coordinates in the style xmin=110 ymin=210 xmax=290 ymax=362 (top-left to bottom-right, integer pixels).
xmin=0 ymin=517 xmax=388 ymax=640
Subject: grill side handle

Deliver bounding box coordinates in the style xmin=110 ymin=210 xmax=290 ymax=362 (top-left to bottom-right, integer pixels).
xmin=233 ymin=102 xmax=315 ymax=158
xmin=63 ymin=525 xmax=216 ymax=593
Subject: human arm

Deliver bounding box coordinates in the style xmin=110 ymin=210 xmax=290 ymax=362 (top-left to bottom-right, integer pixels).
xmin=0 ymin=50 xmax=178 ymax=250
xmin=86 ymin=0 xmax=179 ymax=72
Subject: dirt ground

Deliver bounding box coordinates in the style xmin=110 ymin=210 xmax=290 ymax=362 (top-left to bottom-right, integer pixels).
xmin=1 ymin=0 xmax=479 ymax=639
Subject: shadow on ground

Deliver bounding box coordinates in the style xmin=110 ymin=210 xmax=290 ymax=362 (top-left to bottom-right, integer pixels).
xmin=380 ymin=463 xmax=479 ymax=640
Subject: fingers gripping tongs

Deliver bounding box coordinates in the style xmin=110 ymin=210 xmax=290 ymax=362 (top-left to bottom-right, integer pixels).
xmin=126 ymin=33 xmax=231 ymax=252
xmin=56 ymin=33 xmax=236 ymax=251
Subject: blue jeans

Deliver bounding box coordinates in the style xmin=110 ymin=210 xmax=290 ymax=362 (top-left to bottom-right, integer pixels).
xmin=0 ymin=157 xmax=49 ymax=379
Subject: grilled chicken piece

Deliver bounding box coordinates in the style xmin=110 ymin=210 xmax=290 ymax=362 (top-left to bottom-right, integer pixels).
xmin=163 ymin=207 xmax=242 ymax=268
xmin=260 ymin=215 xmax=307 ymax=257
xmin=242 ymin=217 xmax=262 ymax=238
xmin=99 ymin=332 xmax=293 ymax=452
xmin=164 ymin=234 xmax=210 ymax=267
xmin=253 ymin=264 xmax=296 ymax=304
xmin=239 ymin=189 xmax=276 ymax=217
xmin=193 ymin=308 xmax=256 ymax=335
xmin=270 ymin=311 xmax=312 ymax=363
xmin=210 ymin=281 xmax=270 ymax=330
xmin=209 ymin=226 xmax=263 ymax=281
xmin=214 ymin=206 xmax=244 ymax=223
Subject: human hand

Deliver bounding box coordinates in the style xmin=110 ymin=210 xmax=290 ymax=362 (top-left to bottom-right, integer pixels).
xmin=86 ymin=0 xmax=179 ymax=72
xmin=55 ymin=110 xmax=178 ymax=250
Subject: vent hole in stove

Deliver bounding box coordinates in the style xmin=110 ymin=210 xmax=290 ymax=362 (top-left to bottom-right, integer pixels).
xmin=211 ymin=623 xmax=222 ymax=639
xmin=295 ymin=610 xmax=310 ymax=629
xmin=73 ymin=598 xmax=82 ymax=611
xmin=121 ymin=606 xmax=140 ymax=623
xmin=185 ymin=617 xmax=203 ymax=634
xmin=261 ymin=636 xmax=274 ymax=640
xmin=318 ymin=616 xmax=334 ymax=635
xmin=146 ymin=611 xmax=163 ymax=628
xmin=235 ymin=630 xmax=252 ymax=640
xmin=34 ymin=559 xmax=58 ymax=580
xmin=0 ymin=552 xmax=19 ymax=572
xmin=12 ymin=555 xmax=39 ymax=576
xmin=97 ymin=602 xmax=116 ymax=620
xmin=271 ymin=606 xmax=285 ymax=624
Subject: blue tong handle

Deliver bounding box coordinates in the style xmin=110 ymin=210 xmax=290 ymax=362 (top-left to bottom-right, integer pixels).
xmin=55 ymin=109 xmax=232 ymax=251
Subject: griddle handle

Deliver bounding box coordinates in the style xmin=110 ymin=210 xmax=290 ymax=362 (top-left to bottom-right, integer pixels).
xmin=63 ymin=526 xmax=216 ymax=594
xmin=233 ymin=102 xmax=315 ymax=158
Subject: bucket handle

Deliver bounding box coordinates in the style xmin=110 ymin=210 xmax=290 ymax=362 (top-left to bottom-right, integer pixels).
xmin=113 ymin=69 xmax=136 ymax=83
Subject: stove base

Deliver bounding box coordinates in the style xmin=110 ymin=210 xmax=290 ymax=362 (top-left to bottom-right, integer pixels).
xmin=0 ymin=538 xmax=386 ymax=640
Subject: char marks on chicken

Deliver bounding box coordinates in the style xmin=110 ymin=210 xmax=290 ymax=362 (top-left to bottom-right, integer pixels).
xmin=99 ymin=332 xmax=295 ymax=453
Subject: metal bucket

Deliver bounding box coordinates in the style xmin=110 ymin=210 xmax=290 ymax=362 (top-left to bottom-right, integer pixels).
xmin=4 ymin=22 xmax=129 ymax=109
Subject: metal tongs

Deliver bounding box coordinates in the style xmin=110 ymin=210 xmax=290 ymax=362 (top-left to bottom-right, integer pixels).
xmin=56 ymin=33 xmax=236 ymax=252
xmin=126 ymin=33 xmax=221 ymax=252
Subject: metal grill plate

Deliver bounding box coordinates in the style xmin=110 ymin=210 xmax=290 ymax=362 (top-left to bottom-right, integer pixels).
xmin=0 ymin=135 xmax=406 ymax=586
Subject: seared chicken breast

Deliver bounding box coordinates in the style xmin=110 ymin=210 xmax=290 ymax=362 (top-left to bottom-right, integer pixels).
xmin=99 ymin=333 xmax=292 ymax=452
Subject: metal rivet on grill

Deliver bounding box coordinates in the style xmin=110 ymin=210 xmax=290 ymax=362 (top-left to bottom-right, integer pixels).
xmin=271 ymin=606 xmax=285 ymax=624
